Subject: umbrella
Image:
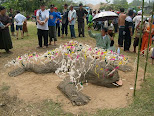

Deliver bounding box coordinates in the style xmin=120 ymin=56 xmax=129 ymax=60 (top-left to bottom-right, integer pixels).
xmin=92 ymin=11 xmax=118 ymax=21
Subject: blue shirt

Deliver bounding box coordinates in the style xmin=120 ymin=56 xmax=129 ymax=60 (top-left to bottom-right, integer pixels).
xmin=48 ymin=11 xmax=61 ymax=26
xmin=56 ymin=12 xmax=61 ymax=24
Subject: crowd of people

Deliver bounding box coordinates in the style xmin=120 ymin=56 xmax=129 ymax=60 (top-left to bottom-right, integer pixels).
xmin=35 ymin=3 xmax=89 ymax=47
xmin=0 ymin=6 xmax=28 ymax=53
xmin=0 ymin=4 xmax=154 ymax=63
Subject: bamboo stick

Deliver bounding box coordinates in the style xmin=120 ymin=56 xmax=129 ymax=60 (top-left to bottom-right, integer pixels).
xmin=133 ymin=0 xmax=145 ymax=96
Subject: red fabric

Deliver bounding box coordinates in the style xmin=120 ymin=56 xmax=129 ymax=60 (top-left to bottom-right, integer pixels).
xmin=34 ymin=10 xmax=38 ymax=16
xmin=54 ymin=7 xmax=57 ymax=10
xmin=117 ymin=11 xmax=120 ymax=14
xmin=141 ymin=25 xmax=154 ymax=54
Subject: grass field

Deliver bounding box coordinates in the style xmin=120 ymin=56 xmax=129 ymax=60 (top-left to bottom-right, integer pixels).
xmin=0 ymin=21 xmax=154 ymax=116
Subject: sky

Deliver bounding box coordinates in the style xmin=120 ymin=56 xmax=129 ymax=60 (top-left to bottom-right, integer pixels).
xmin=73 ymin=0 xmax=151 ymax=5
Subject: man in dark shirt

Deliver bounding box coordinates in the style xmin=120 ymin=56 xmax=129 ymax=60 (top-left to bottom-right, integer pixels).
xmin=124 ymin=10 xmax=134 ymax=51
xmin=61 ymin=4 xmax=69 ymax=38
xmin=9 ymin=8 xmax=15 ymax=36
xmin=76 ymin=3 xmax=88 ymax=37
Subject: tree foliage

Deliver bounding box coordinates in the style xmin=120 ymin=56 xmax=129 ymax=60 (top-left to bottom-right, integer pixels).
xmin=1 ymin=0 xmax=75 ymax=16
xmin=100 ymin=0 xmax=129 ymax=11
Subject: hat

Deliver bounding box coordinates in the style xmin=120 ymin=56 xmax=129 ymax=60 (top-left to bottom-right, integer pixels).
xmin=138 ymin=11 xmax=142 ymax=15
xmin=50 ymin=4 xmax=55 ymax=8
xmin=54 ymin=7 xmax=57 ymax=10
xmin=108 ymin=26 xmax=114 ymax=31
xmin=79 ymin=3 xmax=83 ymax=6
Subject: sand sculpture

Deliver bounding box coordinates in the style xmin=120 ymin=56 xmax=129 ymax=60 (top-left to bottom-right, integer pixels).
xmin=5 ymin=41 xmax=132 ymax=106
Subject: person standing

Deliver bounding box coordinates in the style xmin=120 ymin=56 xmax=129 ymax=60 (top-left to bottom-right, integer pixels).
xmin=141 ymin=18 xmax=154 ymax=55
xmin=34 ymin=9 xmax=38 ymax=25
xmin=86 ymin=8 xmax=90 ymax=25
xmin=48 ymin=5 xmax=61 ymax=45
xmin=61 ymin=4 xmax=69 ymax=38
xmin=112 ymin=17 xmax=118 ymax=33
xmin=124 ymin=10 xmax=134 ymax=52
xmin=118 ymin=8 xmax=126 ymax=47
xmin=76 ymin=3 xmax=88 ymax=37
xmin=133 ymin=19 xmax=146 ymax=53
xmin=36 ymin=3 xmax=49 ymax=48
xmin=23 ymin=20 xmax=28 ymax=36
xmin=132 ymin=11 xmax=143 ymax=53
xmin=0 ymin=6 xmax=13 ymax=53
xmin=133 ymin=11 xmax=142 ymax=29
xmin=55 ymin=7 xmax=61 ymax=37
xmin=68 ymin=5 xmax=76 ymax=39
xmin=88 ymin=11 xmax=93 ymax=24
xmin=9 ymin=8 xmax=15 ymax=36
xmin=14 ymin=11 xmax=26 ymax=39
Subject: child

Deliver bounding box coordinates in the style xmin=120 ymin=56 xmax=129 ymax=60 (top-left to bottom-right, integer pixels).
xmin=23 ymin=20 xmax=28 ymax=36
xmin=88 ymin=11 xmax=93 ymax=27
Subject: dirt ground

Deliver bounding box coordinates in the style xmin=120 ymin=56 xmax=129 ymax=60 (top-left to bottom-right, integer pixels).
xmin=0 ymin=21 xmax=145 ymax=115
xmin=0 ymin=51 xmax=144 ymax=114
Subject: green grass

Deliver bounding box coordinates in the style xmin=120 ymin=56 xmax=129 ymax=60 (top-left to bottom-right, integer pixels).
xmin=0 ymin=83 xmax=10 ymax=92
xmin=5 ymin=21 xmax=154 ymax=116
xmin=93 ymin=77 xmax=154 ymax=116
xmin=40 ymin=100 xmax=73 ymax=116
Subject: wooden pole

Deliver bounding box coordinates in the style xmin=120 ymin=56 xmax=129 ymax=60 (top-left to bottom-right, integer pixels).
xmin=133 ymin=0 xmax=144 ymax=97
xmin=143 ymin=3 xmax=154 ymax=81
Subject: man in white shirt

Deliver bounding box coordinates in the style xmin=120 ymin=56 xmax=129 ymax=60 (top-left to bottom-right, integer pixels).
xmin=14 ymin=11 xmax=26 ymax=39
xmin=133 ymin=11 xmax=142 ymax=28
xmin=36 ymin=4 xmax=49 ymax=48
xmin=68 ymin=5 xmax=76 ymax=38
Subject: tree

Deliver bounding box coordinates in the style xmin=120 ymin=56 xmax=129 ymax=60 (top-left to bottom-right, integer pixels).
xmin=106 ymin=0 xmax=110 ymax=4
xmin=112 ymin=0 xmax=128 ymax=10
xmin=113 ymin=0 xmax=121 ymax=5
xmin=1 ymin=0 xmax=76 ymax=16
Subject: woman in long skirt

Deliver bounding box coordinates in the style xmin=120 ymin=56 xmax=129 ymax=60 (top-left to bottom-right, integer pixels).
xmin=0 ymin=6 xmax=13 ymax=53
xmin=141 ymin=18 xmax=154 ymax=55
